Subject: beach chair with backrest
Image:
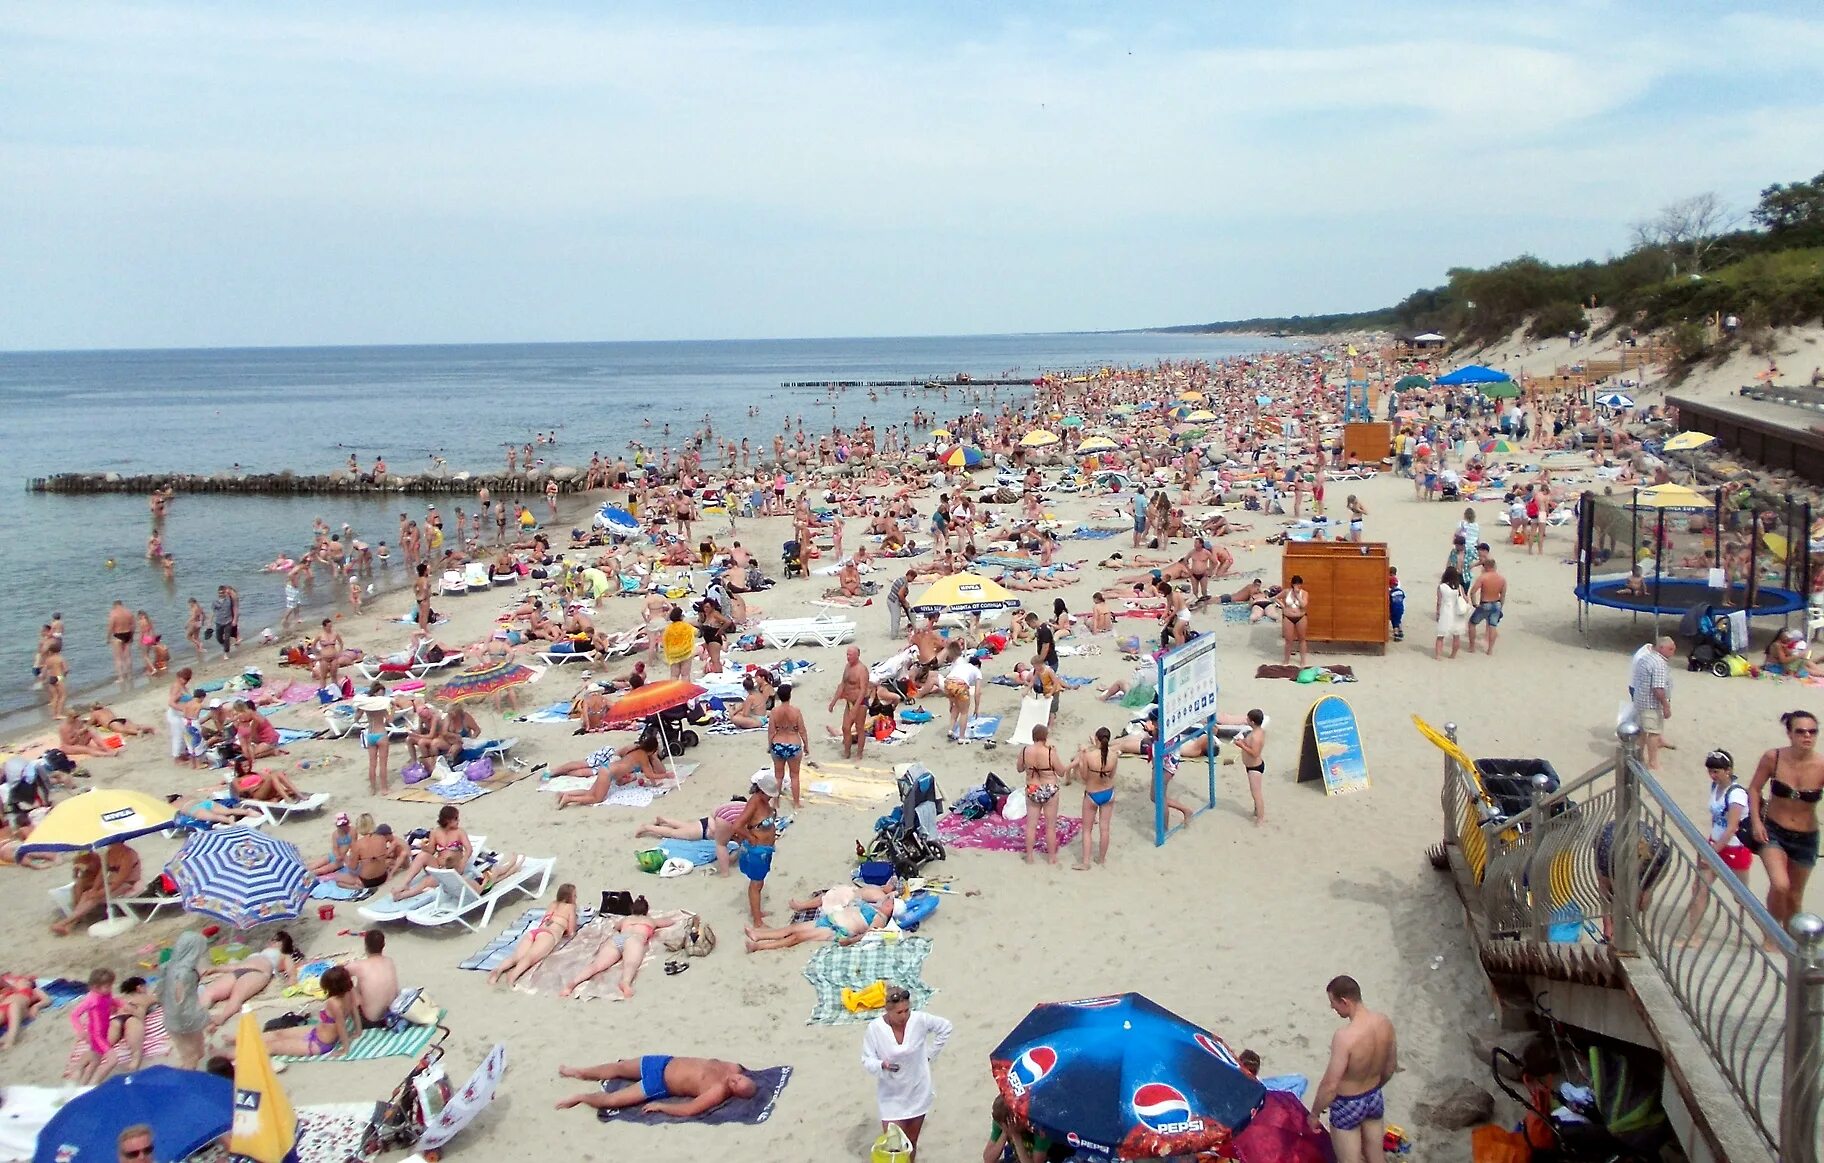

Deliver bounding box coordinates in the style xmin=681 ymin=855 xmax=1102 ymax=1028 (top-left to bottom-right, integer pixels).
xmin=247 ymin=792 xmax=332 ymax=828
xmin=537 ymin=642 xmax=599 ymax=667
xmin=405 ymin=856 xmax=555 ymax=932
xmin=49 ymin=881 xmax=183 ymax=930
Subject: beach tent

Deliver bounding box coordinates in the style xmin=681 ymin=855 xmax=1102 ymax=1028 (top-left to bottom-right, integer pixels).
xmin=1434 ymin=365 xmax=1511 ymax=386
xmin=1411 ymin=332 xmax=1447 ymax=343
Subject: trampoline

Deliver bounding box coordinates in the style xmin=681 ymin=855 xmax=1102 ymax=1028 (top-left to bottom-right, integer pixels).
xmin=1576 ymin=576 xmax=1805 ymax=617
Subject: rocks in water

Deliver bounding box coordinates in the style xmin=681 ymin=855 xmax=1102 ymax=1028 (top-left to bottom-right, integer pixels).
xmin=549 ymin=465 xmax=579 ymax=483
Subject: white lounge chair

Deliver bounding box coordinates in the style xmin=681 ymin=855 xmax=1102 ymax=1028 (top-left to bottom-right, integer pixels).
xmin=405 ymin=856 xmax=555 ymax=931
xmin=355 ymin=834 xmax=489 ymax=924
xmin=463 ymin=562 xmax=492 ymax=591
xmin=538 ymin=643 xmax=599 ymax=667
xmin=49 ymin=881 xmax=182 ymax=929
xmin=247 ymin=792 xmax=332 ymax=827
xmin=357 ymin=645 xmax=465 ymax=682
xmin=758 ymin=615 xmax=857 ymax=649
xmin=1007 ymin=695 xmax=1053 ymax=746
xmin=438 ymin=570 xmax=469 ymax=597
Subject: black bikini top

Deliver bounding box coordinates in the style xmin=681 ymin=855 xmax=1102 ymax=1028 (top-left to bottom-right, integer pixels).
xmin=1771 ymin=778 xmax=1824 ymax=805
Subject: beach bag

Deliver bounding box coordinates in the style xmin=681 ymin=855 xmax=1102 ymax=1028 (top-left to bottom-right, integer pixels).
xmin=413 ymin=1059 xmax=453 ymax=1120
xmin=1470 ymin=1124 xmax=1531 ymax=1163
xmin=464 ymin=756 xmax=494 ymax=781
xmin=400 ymin=762 xmax=429 ymax=785
xmin=665 ymin=914 xmax=715 ymax=957
xmin=1003 ymin=787 xmax=1028 ymax=821
xmin=871 ymin=1125 xmax=914 ymax=1163
xmin=634 ymin=848 xmax=666 ymax=874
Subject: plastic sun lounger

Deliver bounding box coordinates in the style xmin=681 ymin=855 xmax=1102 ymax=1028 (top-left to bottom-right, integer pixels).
xmin=438 ymin=570 xmax=469 ymax=597
xmin=405 ymin=856 xmax=555 ymax=932
xmin=354 ymin=834 xmax=489 ymax=923
xmin=357 ymin=649 xmax=465 ymax=682
xmin=249 ymin=792 xmax=332 ymax=827
xmin=1007 ymin=695 xmax=1053 ymax=746
xmin=758 ymin=617 xmax=857 ymax=649
xmin=49 ymin=882 xmax=183 ymax=930
xmin=537 ymin=644 xmax=599 ymax=667
xmin=462 ymin=563 xmax=493 ymax=591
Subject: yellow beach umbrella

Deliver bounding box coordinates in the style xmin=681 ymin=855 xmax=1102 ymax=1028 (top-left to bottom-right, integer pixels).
xmin=1633 ymin=483 xmax=1711 ymax=509
xmin=1662 ymin=431 xmax=1715 ymax=453
xmin=1020 ymin=430 xmax=1060 ymax=447
xmin=931 ymin=429 xmax=953 ymax=440
xmin=1183 ymin=409 xmax=1217 ymax=422
xmin=230 ymin=1005 xmax=298 ymax=1162
xmin=1077 ymin=436 xmax=1119 ymax=453
xmin=909 ymin=571 xmax=1022 ymax=615
xmin=1178 ymin=390 xmax=1204 ymax=401
xmin=17 ymin=788 xmax=175 ymax=853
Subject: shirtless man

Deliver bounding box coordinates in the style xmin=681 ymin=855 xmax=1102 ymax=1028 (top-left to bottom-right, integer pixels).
xmin=1310 ymin=975 xmax=1398 ymax=1162
xmin=106 ymin=600 xmax=135 ymax=688
xmin=345 ymin=929 xmax=399 ymax=1029
xmin=1186 ymin=540 xmax=1217 ymax=602
xmin=828 ymin=647 xmax=870 ymax=759
xmin=555 ymin=1056 xmax=758 ymax=1116
xmin=1465 ymin=556 xmax=1507 ymax=656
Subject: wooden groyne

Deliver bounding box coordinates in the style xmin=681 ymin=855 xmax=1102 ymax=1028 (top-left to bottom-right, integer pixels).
xmin=778 ymin=377 xmax=1042 ymax=388
xmin=28 ymin=470 xmax=590 ymax=497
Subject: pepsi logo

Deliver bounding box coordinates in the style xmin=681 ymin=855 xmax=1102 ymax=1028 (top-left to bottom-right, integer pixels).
xmin=1133 ymin=1082 xmax=1204 ymax=1135
xmin=1008 ymin=1045 xmax=1058 ymax=1095
xmin=1195 ymin=1031 xmax=1240 ymax=1068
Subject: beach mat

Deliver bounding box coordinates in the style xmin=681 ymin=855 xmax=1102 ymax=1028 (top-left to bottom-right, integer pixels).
xmin=511 ymin=913 xmax=686 ymax=1001
xmin=64 ymin=1008 xmax=170 ymax=1076
xmin=390 ymin=763 xmax=539 ymax=804
xmin=539 ymin=762 xmax=698 ymax=808
xmin=458 ymin=906 xmax=597 ymax=972
xmin=309 ymin=878 xmax=370 ymax=901
xmin=937 ymin=810 xmax=1080 ymax=854
xmin=803 ymin=937 xmax=934 ymax=1025
xmin=1253 ymin=664 xmax=1355 ymax=681
xmin=596 ymin=1066 xmax=791 ymax=1124
xmin=276 ymin=1011 xmax=443 ymax=1062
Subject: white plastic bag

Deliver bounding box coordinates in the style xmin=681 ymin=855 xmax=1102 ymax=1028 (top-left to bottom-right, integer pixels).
xmin=1003 ymin=786 xmax=1029 ymax=821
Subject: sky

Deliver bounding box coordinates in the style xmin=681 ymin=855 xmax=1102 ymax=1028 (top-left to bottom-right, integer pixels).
xmin=3 ymin=1 xmax=1823 ymax=350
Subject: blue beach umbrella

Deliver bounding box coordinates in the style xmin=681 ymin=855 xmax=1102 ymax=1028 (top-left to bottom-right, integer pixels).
xmin=991 ymin=993 xmax=1265 ymax=1159
xmin=1595 ymin=391 xmax=1635 ymax=409
xmin=36 ymin=1066 xmax=234 ymax=1163
xmin=594 ymin=505 xmax=639 ymax=536
xmin=167 ymin=828 xmax=311 ymax=929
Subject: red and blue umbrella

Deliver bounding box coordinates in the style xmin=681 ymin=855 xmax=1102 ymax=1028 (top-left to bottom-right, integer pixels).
xmin=991 ymin=993 xmax=1265 ymax=1159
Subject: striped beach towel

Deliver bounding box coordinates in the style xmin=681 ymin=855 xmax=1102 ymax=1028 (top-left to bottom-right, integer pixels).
xmin=274 ymin=1010 xmax=443 ymax=1063
xmin=64 ymin=1007 xmax=171 ymax=1076
xmin=802 ymin=937 xmax=935 ymax=1025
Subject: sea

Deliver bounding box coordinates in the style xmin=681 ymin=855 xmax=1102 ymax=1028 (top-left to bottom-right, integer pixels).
xmin=0 ymin=331 xmax=1286 ymax=719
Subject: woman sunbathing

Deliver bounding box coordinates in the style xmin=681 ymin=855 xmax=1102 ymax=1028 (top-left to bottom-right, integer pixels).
xmin=489 ymin=883 xmax=578 ymax=987
xmin=199 ymin=932 xmax=302 ymax=1028
xmin=57 ymin=714 xmax=118 ymax=760
xmin=228 ymin=966 xmax=357 ymax=1060
xmin=82 ymin=704 xmax=154 ymax=736
xmin=168 ymin=791 xmax=264 ymax=828
xmin=390 ymin=806 xmax=473 ymax=898
xmin=0 ymin=822 xmax=57 ymax=869
xmin=553 ymin=733 xmax=666 ymax=808
xmin=560 ymin=911 xmax=680 ymax=999
xmin=744 ymin=898 xmax=891 ymax=952
xmin=728 ymin=677 xmax=769 ymax=729
xmin=226 ymin=754 xmax=303 ymax=803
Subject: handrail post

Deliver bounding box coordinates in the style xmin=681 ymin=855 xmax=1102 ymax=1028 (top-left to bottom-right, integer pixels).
xmin=1612 ymin=723 xmax=1642 ymax=956
xmin=1441 ymin=722 xmax=1459 ymax=839
xmin=1784 ymin=912 xmax=1824 ymax=1163
xmin=1528 ymin=772 xmax=1553 ymax=938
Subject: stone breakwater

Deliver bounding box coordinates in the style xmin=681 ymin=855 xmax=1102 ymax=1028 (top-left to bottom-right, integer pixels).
xmin=28 ymin=467 xmax=589 ymax=496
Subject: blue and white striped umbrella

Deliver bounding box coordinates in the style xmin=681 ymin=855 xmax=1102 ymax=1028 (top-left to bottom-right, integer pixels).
xmin=1594 ymin=391 xmax=1635 ymax=410
xmin=167 ymin=828 xmax=310 ymax=929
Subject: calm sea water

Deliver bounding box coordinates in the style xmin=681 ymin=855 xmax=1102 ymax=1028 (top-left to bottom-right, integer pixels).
xmin=0 ymin=332 xmax=1283 ymax=717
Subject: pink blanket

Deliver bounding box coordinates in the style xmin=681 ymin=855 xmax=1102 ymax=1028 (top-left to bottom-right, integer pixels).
xmin=937 ymin=810 xmax=1081 ymax=854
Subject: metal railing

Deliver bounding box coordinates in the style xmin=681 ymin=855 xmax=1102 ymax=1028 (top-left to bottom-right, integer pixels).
xmin=1437 ymin=722 xmax=1824 ymax=1160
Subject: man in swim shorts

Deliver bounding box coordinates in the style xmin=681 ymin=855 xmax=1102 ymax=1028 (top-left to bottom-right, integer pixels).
xmin=1465 ymin=556 xmax=1507 ymax=655
xmin=554 ymin=1056 xmax=758 ymax=1116
xmin=1309 ymin=974 xmax=1397 ymax=1162
xmin=106 ymin=601 xmax=135 ymax=688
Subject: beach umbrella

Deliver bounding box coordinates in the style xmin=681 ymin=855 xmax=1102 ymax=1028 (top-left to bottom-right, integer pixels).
xmin=35 ymin=1066 xmax=233 ymax=1163
xmin=931 ymin=428 xmax=954 ymax=440
xmin=1633 ymin=483 xmax=1711 ymax=509
xmin=1394 ymin=374 xmax=1430 ymax=391
xmin=1480 ymin=437 xmax=1517 ymax=454
xmin=433 ymin=658 xmax=539 ymax=704
xmin=1478 ymin=380 xmax=1520 ymax=400
xmin=991 ymin=993 xmax=1265 ymax=1159
xmin=420 ymin=1043 xmax=508 ymax=1153
xmin=1020 ymin=430 xmax=1061 ymax=447
xmin=910 ymin=572 xmax=1022 ymax=615
xmin=1108 ymin=404 xmax=1137 ymax=415
xmin=167 ymin=828 xmax=310 ymax=929
xmin=229 ymin=1006 xmax=298 ymax=1162
xmin=1183 ymin=409 xmax=1217 ymax=423
xmin=1662 ymin=431 xmax=1715 ymax=452
xmin=17 ymin=788 xmax=175 ymax=854
xmin=605 ymin=679 xmax=705 ymax=724
xmin=594 ymin=505 xmax=638 ymax=536
xmin=1178 ymin=390 xmax=1204 ymax=401
xmin=943 ymin=446 xmax=987 ymax=468
xmin=1595 ymin=391 xmax=1635 ymax=409
xmin=1076 ymin=437 xmax=1120 ymax=455
xmin=1059 ymin=414 xmax=1087 ymax=428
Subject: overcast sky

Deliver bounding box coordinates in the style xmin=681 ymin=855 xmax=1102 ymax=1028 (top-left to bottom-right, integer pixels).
xmin=4 ymin=1 xmax=1822 ymax=350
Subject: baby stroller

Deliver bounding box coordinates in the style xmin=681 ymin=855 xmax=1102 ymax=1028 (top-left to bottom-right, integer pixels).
xmin=648 ymin=705 xmax=702 ymax=754
xmin=1489 ymin=1033 xmax=1668 ymax=1162
xmin=781 ymin=539 xmax=806 ymax=579
xmin=1681 ymin=603 xmax=1742 ymax=677
xmin=864 ymin=763 xmax=946 ymax=878
xmin=361 ymin=1036 xmax=451 ymax=1157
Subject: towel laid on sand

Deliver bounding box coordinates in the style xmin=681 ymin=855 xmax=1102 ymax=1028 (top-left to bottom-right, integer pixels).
xmin=309 ymin=878 xmax=369 ymax=901
xmin=275 ymin=1011 xmax=443 ymax=1062
xmin=510 ymin=913 xmax=686 ymax=1000
xmin=1253 ymin=664 xmax=1355 ymax=681
xmin=803 ymin=937 xmax=935 ymax=1025
xmin=937 ymin=810 xmax=1081 ymax=854
xmin=596 ymin=1066 xmax=792 ymax=1124
xmin=459 ymin=906 xmax=600 ymax=972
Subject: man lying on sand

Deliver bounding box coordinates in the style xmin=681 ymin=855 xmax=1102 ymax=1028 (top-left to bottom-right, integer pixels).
xmin=555 ymin=1056 xmax=757 ymax=1116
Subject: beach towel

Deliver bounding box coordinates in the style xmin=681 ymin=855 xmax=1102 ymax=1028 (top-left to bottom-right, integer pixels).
xmin=290 ymin=1103 xmax=379 ymax=1163
xmin=1253 ymin=664 xmax=1355 ymax=681
xmin=596 ymin=1066 xmax=792 ymax=1124
xmin=274 ymin=1011 xmax=443 ymax=1062
xmin=539 ymin=763 xmax=697 ymax=808
xmin=1221 ymin=602 xmax=1253 ymax=624
xmin=655 ymin=838 xmax=725 ymax=867
xmin=937 ymin=809 xmax=1081 ymax=853
xmin=803 ymin=937 xmax=935 ymax=1025
xmin=271 ymin=681 xmax=325 ymax=704
xmin=965 ymin=715 xmax=1001 ymax=740
xmin=1070 ymin=526 xmax=1124 ymax=540
xmin=459 ymin=906 xmax=593 ymax=971
xmin=390 ymin=763 xmax=539 ymax=805
xmin=274 ymin=727 xmax=320 ymax=746
xmin=359 ymin=888 xmax=435 ymax=918
xmin=308 ymin=878 xmax=368 ymax=902
xmin=518 ymin=701 xmax=575 ymax=724
xmin=63 ymin=1007 xmax=171 ymax=1076
xmin=510 ymin=913 xmax=686 ymax=1000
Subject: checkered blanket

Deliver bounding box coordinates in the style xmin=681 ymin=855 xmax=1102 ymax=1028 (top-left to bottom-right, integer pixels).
xmin=802 ymin=937 xmax=935 ymax=1025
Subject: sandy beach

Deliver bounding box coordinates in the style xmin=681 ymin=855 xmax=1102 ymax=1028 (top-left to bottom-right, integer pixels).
xmin=4 ymin=342 xmax=1818 ymax=1163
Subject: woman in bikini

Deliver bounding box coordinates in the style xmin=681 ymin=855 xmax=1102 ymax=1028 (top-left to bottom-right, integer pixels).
xmin=744 ymin=897 xmax=892 ymax=952
xmin=1747 ymin=710 xmax=1824 ymax=936
xmin=1278 ymin=574 xmax=1309 ymax=665
xmin=489 ymin=883 xmax=578 ymax=987
xmin=57 ymin=713 xmax=117 ymax=760
xmin=1018 ymin=724 xmax=1065 ymax=865
xmin=1068 ymin=727 xmax=1118 ymax=872
xmin=561 ymin=911 xmax=675 ymax=999
xmin=334 ymin=814 xmax=396 ymax=891
xmin=726 ymin=675 xmax=769 ymax=730
xmin=199 ymin=931 xmax=302 ymax=1028
xmin=390 ymin=806 xmax=472 ymax=898
xmin=308 ymin=812 xmax=356 ymax=877
xmin=1233 ymin=708 xmax=1269 ymax=826
xmin=355 ymin=682 xmax=394 ymax=794
xmin=553 ymin=732 xmax=664 ymax=808
xmin=232 ymin=966 xmax=357 ymax=1060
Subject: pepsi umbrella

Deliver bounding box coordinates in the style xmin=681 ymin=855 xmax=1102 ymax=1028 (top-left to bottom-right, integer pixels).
xmin=992 ymin=993 xmax=1265 ymax=1159
xmin=167 ymin=827 xmax=311 ymax=929
xmin=594 ymin=505 xmax=639 ymax=536
xmin=35 ymin=1065 xmax=234 ymax=1163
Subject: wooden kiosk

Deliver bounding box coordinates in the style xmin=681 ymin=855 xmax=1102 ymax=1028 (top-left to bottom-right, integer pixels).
xmin=1341 ymin=422 xmax=1392 ymax=464
xmin=1282 ymin=541 xmax=1390 ymax=653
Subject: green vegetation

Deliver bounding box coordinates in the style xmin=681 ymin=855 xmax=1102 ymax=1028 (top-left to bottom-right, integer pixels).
xmin=1183 ymin=167 xmax=1824 ymax=354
